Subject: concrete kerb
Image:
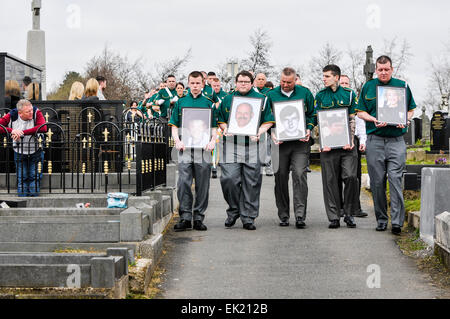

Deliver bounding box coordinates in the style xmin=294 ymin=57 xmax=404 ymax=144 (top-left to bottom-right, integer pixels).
xmin=435 ymin=212 xmax=450 ymax=269
xmin=0 ymin=249 xmax=130 ymax=291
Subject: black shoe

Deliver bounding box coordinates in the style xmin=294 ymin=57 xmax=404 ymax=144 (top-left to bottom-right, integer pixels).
xmin=376 ymin=223 xmax=387 ymax=231
xmin=279 ymin=220 xmax=289 ymax=227
xmin=174 ymin=219 xmax=192 ymax=231
xmin=354 ymin=210 xmax=368 ymax=218
xmin=211 ymin=170 xmax=217 ymax=179
xmin=329 ymin=220 xmax=340 ymax=229
xmin=343 ymin=216 xmax=356 ymax=228
xmin=193 ymin=220 xmax=207 ymax=231
xmin=391 ymin=226 xmax=401 ymax=235
xmin=306 ymin=167 xmax=311 ymax=173
xmin=243 ymin=223 xmax=256 ymax=230
xmin=295 ymin=219 xmax=306 ymax=229
xmin=225 ymin=215 xmax=239 ymax=228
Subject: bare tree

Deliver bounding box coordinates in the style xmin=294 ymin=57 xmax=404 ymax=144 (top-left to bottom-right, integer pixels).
xmin=306 ymin=42 xmax=342 ymax=93
xmin=85 ymin=46 xmax=145 ymax=102
xmin=215 ymin=57 xmax=241 ymax=91
xmin=343 ymin=46 xmax=365 ymax=94
xmin=380 ymin=37 xmax=413 ymax=79
xmin=423 ymin=42 xmax=450 ymax=113
xmin=152 ymin=48 xmax=192 ymax=85
xmin=241 ymin=28 xmax=274 ymax=77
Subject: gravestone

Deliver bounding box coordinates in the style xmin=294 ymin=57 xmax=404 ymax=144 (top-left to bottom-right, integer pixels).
xmin=421 ymin=107 xmax=430 ymax=140
xmin=430 ymin=111 xmax=450 ymax=152
xmin=420 ymin=167 xmax=450 ymax=246
xmin=403 ymin=119 xmax=415 ymax=145
xmin=413 ymin=118 xmax=422 ymax=142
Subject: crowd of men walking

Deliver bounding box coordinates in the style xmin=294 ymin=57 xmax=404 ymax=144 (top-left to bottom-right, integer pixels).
xmin=135 ymin=55 xmax=415 ymax=235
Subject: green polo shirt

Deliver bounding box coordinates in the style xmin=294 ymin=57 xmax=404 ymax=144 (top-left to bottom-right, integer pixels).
xmin=168 ymin=92 xmax=218 ymax=128
xmin=314 ymin=85 xmax=358 ymax=115
xmin=202 ymin=84 xmax=219 ymax=103
xmin=254 ymin=86 xmax=270 ymax=95
xmin=154 ymin=87 xmax=177 ymax=118
xmin=356 ymin=77 xmax=416 ymax=137
xmin=216 ymin=89 xmax=228 ymax=102
xmin=267 ymin=85 xmax=316 ymax=131
xmin=218 ymin=89 xmax=274 ymax=143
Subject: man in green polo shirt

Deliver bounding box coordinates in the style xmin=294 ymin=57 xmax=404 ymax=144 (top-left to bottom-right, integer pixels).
xmin=201 ymin=71 xmax=219 ymax=103
xmin=210 ymin=77 xmax=228 ymax=179
xmin=254 ymin=73 xmax=270 ymax=95
xmin=267 ymin=67 xmax=316 ymax=228
xmin=315 ymin=64 xmax=358 ymax=229
xmin=169 ymin=71 xmax=218 ymax=232
xmin=356 ymin=55 xmax=416 ymax=235
xmin=217 ymin=70 xmax=274 ymax=230
xmin=154 ymin=75 xmax=178 ymax=119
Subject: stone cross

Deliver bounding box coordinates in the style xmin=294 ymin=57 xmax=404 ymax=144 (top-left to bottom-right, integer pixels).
xmin=102 ymin=128 xmax=110 ymax=142
xmin=31 ymin=0 xmax=41 ymax=30
xmin=363 ymin=45 xmax=375 ymax=82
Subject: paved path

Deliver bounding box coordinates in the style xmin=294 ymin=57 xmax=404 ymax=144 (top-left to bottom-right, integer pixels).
xmin=157 ymin=171 xmax=443 ymax=299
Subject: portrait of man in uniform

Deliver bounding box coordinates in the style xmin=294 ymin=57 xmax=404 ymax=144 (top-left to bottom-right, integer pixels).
xmin=273 ymin=99 xmax=306 ymax=141
xmin=181 ymin=108 xmax=211 ymax=149
xmin=227 ymin=96 xmax=262 ymax=136
xmin=376 ymin=86 xmax=407 ymax=125
xmin=318 ymin=108 xmax=350 ymax=149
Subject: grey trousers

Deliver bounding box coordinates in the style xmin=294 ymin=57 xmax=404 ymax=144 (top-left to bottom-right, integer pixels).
xmin=219 ymin=162 xmax=262 ymax=225
xmin=272 ymin=140 xmax=310 ymax=222
xmin=177 ymin=150 xmax=211 ymax=222
xmin=365 ymin=135 xmax=406 ymax=227
xmin=320 ymin=148 xmax=359 ymax=221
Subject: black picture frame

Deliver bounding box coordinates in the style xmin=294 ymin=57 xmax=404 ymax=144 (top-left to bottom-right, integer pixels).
xmin=227 ymin=96 xmax=263 ymax=136
xmin=181 ymin=107 xmax=212 ymax=149
xmin=273 ymin=99 xmax=307 ymax=141
xmin=317 ymin=107 xmax=351 ymax=149
xmin=376 ymin=85 xmax=407 ymax=126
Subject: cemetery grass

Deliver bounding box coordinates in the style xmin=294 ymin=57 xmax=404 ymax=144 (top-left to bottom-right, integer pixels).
xmin=397 ymin=227 xmax=450 ymax=299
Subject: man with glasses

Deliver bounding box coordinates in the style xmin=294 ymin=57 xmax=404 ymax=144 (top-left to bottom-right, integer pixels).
xmin=217 ymin=71 xmax=274 ymax=230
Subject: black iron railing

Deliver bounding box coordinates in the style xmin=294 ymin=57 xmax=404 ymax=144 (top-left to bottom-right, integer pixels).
xmin=0 ymin=106 xmax=174 ymax=196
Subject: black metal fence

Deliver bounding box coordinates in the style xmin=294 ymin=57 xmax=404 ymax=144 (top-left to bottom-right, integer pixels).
xmin=0 ymin=104 xmax=174 ymax=196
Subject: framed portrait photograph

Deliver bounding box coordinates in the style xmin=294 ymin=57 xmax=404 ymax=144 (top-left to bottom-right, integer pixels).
xmin=376 ymin=86 xmax=407 ymax=125
xmin=181 ymin=107 xmax=212 ymax=149
xmin=227 ymin=96 xmax=263 ymax=136
xmin=317 ymin=108 xmax=350 ymax=149
xmin=273 ymin=99 xmax=306 ymax=141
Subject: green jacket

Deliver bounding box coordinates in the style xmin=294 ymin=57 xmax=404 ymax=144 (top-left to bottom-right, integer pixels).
xmin=267 ymin=85 xmax=316 ymax=131
xmin=356 ymin=77 xmax=416 ymax=137
xmin=168 ymin=92 xmax=218 ymax=128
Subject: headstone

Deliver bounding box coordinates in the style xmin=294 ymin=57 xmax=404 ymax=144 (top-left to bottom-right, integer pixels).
xmin=403 ymin=119 xmax=415 ymax=145
xmin=422 ymin=110 xmax=430 ymax=140
xmin=413 ymin=118 xmax=422 ymax=142
xmin=419 ymin=167 xmax=450 ymax=246
xmin=430 ymin=111 xmax=450 ymax=152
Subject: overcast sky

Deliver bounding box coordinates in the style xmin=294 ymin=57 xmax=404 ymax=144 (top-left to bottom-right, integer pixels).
xmin=1 ymin=0 xmax=449 ymax=107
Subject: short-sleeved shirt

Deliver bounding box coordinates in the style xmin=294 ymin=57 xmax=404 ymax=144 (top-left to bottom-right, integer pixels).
xmin=154 ymin=88 xmax=177 ymax=118
xmin=218 ymin=89 xmax=274 ymax=143
xmin=267 ymin=84 xmax=316 ymax=131
xmin=254 ymin=86 xmax=270 ymax=95
xmin=168 ymin=92 xmax=217 ymax=129
xmin=356 ymin=77 xmax=416 ymax=137
xmin=314 ymin=85 xmax=358 ymax=115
